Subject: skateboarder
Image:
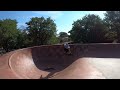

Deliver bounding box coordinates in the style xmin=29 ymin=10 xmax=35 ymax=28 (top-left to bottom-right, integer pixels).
xmin=63 ymin=42 xmax=72 ymax=55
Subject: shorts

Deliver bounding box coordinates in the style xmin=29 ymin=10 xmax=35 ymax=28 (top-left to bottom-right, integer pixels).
xmin=64 ymin=48 xmax=69 ymax=53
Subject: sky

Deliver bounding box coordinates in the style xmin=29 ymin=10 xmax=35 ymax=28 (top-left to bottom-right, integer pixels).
xmin=0 ymin=11 xmax=106 ymax=34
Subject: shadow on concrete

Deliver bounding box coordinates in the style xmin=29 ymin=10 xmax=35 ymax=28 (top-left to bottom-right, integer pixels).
xmin=30 ymin=44 xmax=120 ymax=78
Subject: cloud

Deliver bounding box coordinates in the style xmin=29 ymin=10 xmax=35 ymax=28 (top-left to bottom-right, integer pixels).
xmin=32 ymin=11 xmax=63 ymax=19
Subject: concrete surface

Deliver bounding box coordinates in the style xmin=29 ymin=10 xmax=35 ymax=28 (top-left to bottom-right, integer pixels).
xmin=0 ymin=43 xmax=120 ymax=79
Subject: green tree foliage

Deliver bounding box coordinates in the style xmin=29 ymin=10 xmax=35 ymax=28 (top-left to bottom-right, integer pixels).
xmin=0 ymin=19 xmax=18 ymax=52
xmin=58 ymin=32 xmax=69 ymax=43
xmin=69 ymin=14 xmax=108 ymax=43
xmin=26 ymin=17 xmax=57 ymax=45
xmin=105 ymin=31 xmax=117 ymax=42
xmin=104 ymin=11 xmax=120 ymax=42
xmin=15 ymin=29 xmax=30 ymax=49
xmin=59 ymin=32 xmax=68 ymax=38
xmin=48 ymin=34 xmax=59 ymax=44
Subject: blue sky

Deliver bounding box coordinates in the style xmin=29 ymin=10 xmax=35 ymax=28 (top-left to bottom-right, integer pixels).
xmin=0 ymin=11 xmax=106 ymax=34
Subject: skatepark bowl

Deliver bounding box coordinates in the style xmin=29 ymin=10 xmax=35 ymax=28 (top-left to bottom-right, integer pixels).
xmin=1 ymin=43 xmax=120 ymax=79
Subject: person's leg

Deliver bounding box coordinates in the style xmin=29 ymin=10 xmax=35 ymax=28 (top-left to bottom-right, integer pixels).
xmin=68 ymin=48 xmax=72 ymax=55
xmin=64 ymin=48 xmax=68 ymax=54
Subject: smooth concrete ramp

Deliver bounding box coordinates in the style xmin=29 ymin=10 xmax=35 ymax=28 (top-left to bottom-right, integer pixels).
xmin=0 ymin=44 xmax=120 ymax=79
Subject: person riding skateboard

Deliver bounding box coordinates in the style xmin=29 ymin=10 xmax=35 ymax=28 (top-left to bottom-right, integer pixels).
xmin=63 ymin=42 xmax=72 ymax=55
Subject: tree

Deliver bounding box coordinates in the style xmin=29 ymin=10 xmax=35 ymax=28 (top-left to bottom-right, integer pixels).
xmin=59 ymin=32 xmax=68 ymax=38
xmin=15 ymin=29 xmax=30 ymax=49
xmin=0 ymin=19 xmax=18 ymax=52
xmin=58 ymin=32 xmax=69 ymax=43
xmin=69 ymin=14 xmax=108 ymax=43
xmin=48 ymin=34 xmax=59 ymax=44
xmin=104 ymin=31 xmax=117 ymax=42
xmin=26 ymin=17 xmax=57 ymax=46
xmin=104 ymin=11 xmax=120 ymax=42
xmin=69 ymin=19 xmax=88 ymax=43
